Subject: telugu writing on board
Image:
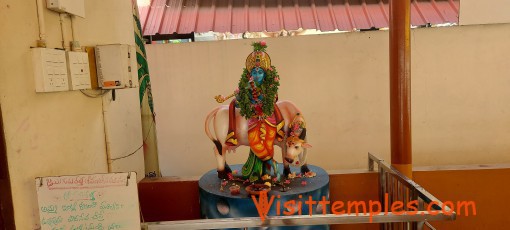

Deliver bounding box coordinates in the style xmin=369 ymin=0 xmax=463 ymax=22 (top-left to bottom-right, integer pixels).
xmin=36 ymin=172 xmax=140 ymax=230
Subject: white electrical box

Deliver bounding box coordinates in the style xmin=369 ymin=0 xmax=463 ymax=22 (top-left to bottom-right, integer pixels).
xmin=32 ymin=48 xmax=69 ymax=92
xmin=66 ymin=51 xmax=91 ymax=90
xmin=95 ymin=44 xmax=138 ymax=89
xmin=47 ymin=0 xmax=85 ymax=18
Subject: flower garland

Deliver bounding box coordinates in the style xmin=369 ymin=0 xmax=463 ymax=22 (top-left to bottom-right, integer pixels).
xmin=237 ymin=66 xmax=280 ymax=120
xmin=236 ymin=41 xmax=280 ymax=119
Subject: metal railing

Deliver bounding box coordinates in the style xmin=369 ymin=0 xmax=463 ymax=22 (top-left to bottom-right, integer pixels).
xmin=368 ymin=152 xmax=456 ymax=230
xmin=141 ymin=153 xmax=456 ymax=229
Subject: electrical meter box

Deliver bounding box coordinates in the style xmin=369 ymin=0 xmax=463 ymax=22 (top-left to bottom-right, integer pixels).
xmin=47 ymin=0 xmax=85 ymax=18
xmin=95 ymin=44 xmax=138 ymax=89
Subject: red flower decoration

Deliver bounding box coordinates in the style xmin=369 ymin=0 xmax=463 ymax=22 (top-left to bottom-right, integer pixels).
xmin=230 ymin=187 xmax=240 ymax=195
xmin=301 ymin=181 xmax=307 ymax=186
xmin=255 ymin=104 xmax=263 ymax=115
xmin=260 ymin=41 xmax=266 ymax=46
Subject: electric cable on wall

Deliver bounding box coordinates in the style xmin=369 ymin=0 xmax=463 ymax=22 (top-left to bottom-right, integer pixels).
xmin=110 ymin=119 xmax=155 ymax=162
xmin=80 ymin=89 xmax=111 ymax=98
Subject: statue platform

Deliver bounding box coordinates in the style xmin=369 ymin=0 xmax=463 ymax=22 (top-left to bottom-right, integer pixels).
xmin=199 ymin=164 xmax=329 ymax=230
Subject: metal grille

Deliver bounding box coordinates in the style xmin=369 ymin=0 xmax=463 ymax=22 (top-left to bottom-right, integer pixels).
xmin=369 ymin=152 xmax=456 ymax=230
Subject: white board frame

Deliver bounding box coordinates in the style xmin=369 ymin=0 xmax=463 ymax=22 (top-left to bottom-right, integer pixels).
xmin=35 ymin=172 xmax=140 ymax=230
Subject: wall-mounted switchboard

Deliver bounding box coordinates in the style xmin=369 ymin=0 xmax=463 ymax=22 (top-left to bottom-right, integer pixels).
xmin=32 ymin=48 xmax=69 ymax=92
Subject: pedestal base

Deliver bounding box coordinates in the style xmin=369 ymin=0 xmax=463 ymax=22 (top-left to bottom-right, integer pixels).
xmin=199 ymin=164 xmax=329 ymax=230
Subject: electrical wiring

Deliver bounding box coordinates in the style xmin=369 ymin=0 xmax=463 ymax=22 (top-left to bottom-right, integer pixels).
xmin=79 ymin=89 xmax=111 ymax=98
xmin=80 ymin=88 xmax=153 ymax=162
xmin=110 ymin=119 xmax=155 ymax=162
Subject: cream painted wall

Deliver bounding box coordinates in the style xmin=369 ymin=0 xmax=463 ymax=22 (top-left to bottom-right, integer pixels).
xmin=103 ymin=89 xmax=144 ymax=175
xmin=0 ymin=0 xmax=143 ymax=229
xmin=460 ymin=0 xmax=510 ymax=25
xmin=147 ymin=23 xmax=510 ymax=177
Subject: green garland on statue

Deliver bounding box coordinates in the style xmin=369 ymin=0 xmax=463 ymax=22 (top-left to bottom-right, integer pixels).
xmin=252 ymin=42 xmax=267 ymax=52
xmin=237 ymin=66 xmax=280 ymax=120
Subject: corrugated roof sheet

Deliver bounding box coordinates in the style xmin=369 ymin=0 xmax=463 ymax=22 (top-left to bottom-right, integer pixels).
xmin=139 ymin=0 xmax=460 ymax=36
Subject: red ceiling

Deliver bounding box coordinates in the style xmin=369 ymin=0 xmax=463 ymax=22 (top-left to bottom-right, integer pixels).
xmin=139 ymin=0 xmax=460 ymax=36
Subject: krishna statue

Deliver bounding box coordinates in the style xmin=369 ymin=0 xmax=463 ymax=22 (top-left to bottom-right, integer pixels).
xmin=215 ymin=41 xmax=285 ymax=182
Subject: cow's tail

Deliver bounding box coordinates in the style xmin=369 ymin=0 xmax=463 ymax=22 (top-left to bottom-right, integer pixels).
xmin=205 ymin=107 xmax=222 ymax=152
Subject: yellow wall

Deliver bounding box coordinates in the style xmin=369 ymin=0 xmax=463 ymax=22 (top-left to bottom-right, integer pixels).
xmin=147 ymin=23 xmax=510 ymax=177
xmin=460 ymin=0 xmax=510 ymax=25
xmin=0 ymin=0 xmax=143 ymax=228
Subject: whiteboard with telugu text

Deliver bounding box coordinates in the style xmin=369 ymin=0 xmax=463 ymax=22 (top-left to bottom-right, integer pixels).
xmin=36 ymin=172 xmax=140 ymax=230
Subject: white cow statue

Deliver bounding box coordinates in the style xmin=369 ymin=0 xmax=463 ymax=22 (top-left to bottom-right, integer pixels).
xmin=205 ymin=100 xmax=312 ymax=179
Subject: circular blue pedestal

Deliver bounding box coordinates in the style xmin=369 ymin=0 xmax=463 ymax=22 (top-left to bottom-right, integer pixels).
xmin=199 ymin=164 xmax=329 ymax=230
